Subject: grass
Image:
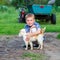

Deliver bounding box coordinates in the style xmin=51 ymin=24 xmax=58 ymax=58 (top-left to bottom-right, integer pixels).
xmin=21 ymin=52 xmax=47 ymax=60
xmin=57 ymin=33 xmax=60 ymax=39
xmin=0 ymin=6 xmax=60 ymax=35
xmin=0 ymin=7 xmax=18 ymax=24
xmin=0 ymin=23 xmax=24 ymax=35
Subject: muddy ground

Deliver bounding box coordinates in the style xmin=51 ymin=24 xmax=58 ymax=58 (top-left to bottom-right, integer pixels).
xmin=0 ymin=32 xmax=60 ymax=60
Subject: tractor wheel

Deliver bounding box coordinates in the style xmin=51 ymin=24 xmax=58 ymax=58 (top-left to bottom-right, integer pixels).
xmin=51 ymin=14 xmax=56 ymax=24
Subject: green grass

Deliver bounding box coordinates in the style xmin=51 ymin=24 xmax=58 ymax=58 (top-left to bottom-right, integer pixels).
xmin=57 ymin=33 xmax=60 ymax=39
xmin=0 ymin=7 xmax=18 ymax=24
xmin=0 ymin=6 xmax=60 ymax=35
xmin=21 ymin=52 xmax=47 ymax=60
xmin=0 ymin=23 xmax=24 ymax=35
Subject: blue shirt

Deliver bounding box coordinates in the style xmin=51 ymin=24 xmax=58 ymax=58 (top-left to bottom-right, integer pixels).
xmin=24 ymin=22 xmax=41 ymax=33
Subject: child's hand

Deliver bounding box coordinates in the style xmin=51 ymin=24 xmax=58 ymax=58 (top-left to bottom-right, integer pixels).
xmin=31 ymin=25 xmax=36 ymax=28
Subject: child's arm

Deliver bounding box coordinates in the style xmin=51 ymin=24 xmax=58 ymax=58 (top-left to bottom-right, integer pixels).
xmin=26 ymin=29 xmax=40 ymax=37
xmin=30 ymin=30 xmax=40 ymax=36
xmin=30 ymin=24 xmax=41 ymax=36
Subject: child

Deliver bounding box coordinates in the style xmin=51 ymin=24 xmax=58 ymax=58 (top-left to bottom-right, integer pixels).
xmin=24 ymin=13 xmax=41 ymax=47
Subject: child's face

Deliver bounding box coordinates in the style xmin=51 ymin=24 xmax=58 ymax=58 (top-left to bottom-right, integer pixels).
xmin=26 ymin=17 xmax=35 ymax=26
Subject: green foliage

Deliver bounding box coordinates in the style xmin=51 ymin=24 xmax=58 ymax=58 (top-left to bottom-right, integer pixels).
xmin=21 ymin=52 xmax=46 ymax=60
xmin=0 ymin=5 xmax=8 ymax=12
xmin=54 ymin=0 xmax=60 ymax=11
xmin=10 ymin=0 xmax=25 ymax=8
xmin=0 ymin=0 xmax=6 ymax=5
xmin=25 ymin=0 xmax=48 ymax=5
xmin=0 ymin=0 xmax=60 ymax=8
xmin=11 ymin=0 xmax=19 ymax=7
xmin=57 ymin=33 xmax=60 ymax=39
xmin=0 ymin=6 xmax=25 ymax=35
xmin=0 ymin=0 xmax=10 ymax=5
xmin=0 ymin=0 xmax=48 ymax=7
xmin=0 ymin=23 xmax=24 ymax=35
xmin=0 ymin=7 xmax=60 ymax=35
xmin=55 ymin=0 xmax=60 ymax=6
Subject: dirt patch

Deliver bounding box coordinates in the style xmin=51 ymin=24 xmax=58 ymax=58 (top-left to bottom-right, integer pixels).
xmin=0 ymin=32 xmax=60 ymax=60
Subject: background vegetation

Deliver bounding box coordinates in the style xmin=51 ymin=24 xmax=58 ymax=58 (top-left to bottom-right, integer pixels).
xmin=0 ymin=0 xmax=60 ymax=38
xmin=0 ymin=6 xmax=60 ymax=35
xmin=21 ymin=52 xmax=47 ymax=60
xmin=0 ymin=0 xmax=60 ymax=7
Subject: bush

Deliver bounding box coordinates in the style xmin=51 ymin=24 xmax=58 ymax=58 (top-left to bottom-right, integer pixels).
xmin=57 ymin=33 xmax=60 ymax=39
xmin=0 ymin=5 xmax=8 ymax=12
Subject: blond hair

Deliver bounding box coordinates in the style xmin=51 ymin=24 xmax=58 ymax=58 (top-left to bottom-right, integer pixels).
xmin=25 ymin=13 xmax=35 ymax=20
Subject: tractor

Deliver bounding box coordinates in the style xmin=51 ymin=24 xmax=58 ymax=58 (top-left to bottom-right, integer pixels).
xmin=18 ymin=0 xmax=56 ymax=24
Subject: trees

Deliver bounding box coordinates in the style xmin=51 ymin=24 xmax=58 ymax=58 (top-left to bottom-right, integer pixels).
xmin=0 ymin=0 xmax=60 ymax=7
xmin=55 ymin=0 xmax=60 ymax=6
xmin=24 ymin=0 xmax=48 ymax=5
xmin=0 ymin=0 xmax=12 ymax=5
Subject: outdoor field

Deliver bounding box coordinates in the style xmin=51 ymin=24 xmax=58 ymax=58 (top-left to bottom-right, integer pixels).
xmin=0 ymin=6 xmax=60 ymax=38
xmin=0 ymin=6 xmax=60 ymax=60
xmin=0 ymin=0 xmax=60 ymax=60
xmin=0 ymin=7 xmax=60 ymax=33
